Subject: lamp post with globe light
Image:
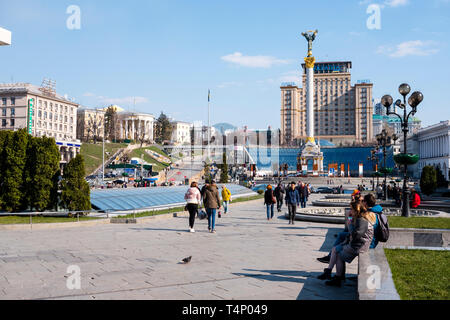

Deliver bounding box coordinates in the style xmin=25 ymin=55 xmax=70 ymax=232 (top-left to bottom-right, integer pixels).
xmin=381 ymin=84 xmax=423 ymax=217
xmin=376 ymin=129 xmax=398 ymax=200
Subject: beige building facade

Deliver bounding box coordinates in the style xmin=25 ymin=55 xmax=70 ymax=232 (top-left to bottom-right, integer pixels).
xmin=0 ymin=83 xmax=81 ymax=163
xmin=172 ymin=121 xmax=192 ymax=145
xmin=77 ymin=108 xmax=105 ymax=142
xmin=281 ymin=61 xmax=373 ymax=146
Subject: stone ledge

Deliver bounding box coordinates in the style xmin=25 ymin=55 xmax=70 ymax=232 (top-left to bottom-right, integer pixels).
xmin=389 ymin=228 xmax=450 ymax=248
xmin=357 ymin=246 xmax=400 ymax=300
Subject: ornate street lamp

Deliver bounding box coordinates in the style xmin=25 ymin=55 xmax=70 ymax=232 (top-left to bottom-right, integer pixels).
xmin=376 ymin=129 xmax=398 ymax=200
xmin=367 ymin=148 xmax=380 ymax=191
xmin=381 ymin=83 xmax=423 ymax=217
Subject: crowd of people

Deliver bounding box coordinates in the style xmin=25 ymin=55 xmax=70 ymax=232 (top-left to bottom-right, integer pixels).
xmin=184 ymin=180 xmax=231 ymax=234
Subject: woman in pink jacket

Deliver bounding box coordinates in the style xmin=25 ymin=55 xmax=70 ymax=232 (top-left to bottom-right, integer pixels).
xmin=184 ymin=181 xmax=202 ymax=233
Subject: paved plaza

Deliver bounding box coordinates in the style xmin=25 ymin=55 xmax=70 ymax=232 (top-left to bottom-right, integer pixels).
xmin=0 ymin=197 xmax=357 ymax=300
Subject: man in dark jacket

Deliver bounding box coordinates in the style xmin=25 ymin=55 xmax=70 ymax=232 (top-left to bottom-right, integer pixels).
xmin=203 ymin=180 xmax=221 ymax=233
xmin=285 ymin=182 xmax=300 ymax=225
xmin=274 ymin=183 xmax=285 ymax=212
xmin=297 ymin=182 xmax=309 ymax=208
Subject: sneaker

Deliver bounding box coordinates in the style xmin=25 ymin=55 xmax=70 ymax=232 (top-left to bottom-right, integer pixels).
xmin=211 ymin=230 xmax=216 ymax=234
xmin=190 ymin=228 xmax=195 ymax=233
xmin=317 ymin=255 xmax=331 ymax=264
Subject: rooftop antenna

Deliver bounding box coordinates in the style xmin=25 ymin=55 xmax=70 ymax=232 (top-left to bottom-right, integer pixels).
xmin=39 ymin=78 xmax=56 ymax=97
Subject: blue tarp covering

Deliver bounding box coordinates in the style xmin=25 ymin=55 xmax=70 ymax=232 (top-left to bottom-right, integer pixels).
xmin=90 ymin=184 xmax=255 ymax=212
xmin=248 ymin=147 xmax=394 ymax=173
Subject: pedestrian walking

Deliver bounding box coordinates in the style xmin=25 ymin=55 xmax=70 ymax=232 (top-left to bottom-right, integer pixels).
xmin=264 ymin=185 xmax=276 ymax=220
xmin=298 ymin=182 xmax=309 ymax=208
xmin=285 ymin=182 xmax=300 ymax=225
xmin=203 ymin=180 xmax=221 ymax=233
xmin=274 ymin=183 xmax=285 ymax=212
xmin=184 ymin=182 xmax=201 ymax=233
xmin=221 ymin=185 xmax=231 ymax=214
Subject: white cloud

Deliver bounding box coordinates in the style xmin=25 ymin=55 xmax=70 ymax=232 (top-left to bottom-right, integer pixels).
xmin=97 ymin=96 xmax=149 ymax=105
xmin=83 ymin=92 xmax=95 ymax=97
xmin=385 ymin=0 xmax=409 ymax=7
xmin=377 ymin=40 xmax=439 ymax=58
xmin=221 ymin=52 xmax=290 ymax=68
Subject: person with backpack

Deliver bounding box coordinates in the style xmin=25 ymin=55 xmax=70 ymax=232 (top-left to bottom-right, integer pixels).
xmin=184 ymin=181 xmax=202 ymax=233
xmin=285 ymin=182 xmax=300 ymax=225
xmin=274 ymin=183 xmax=285 ymax=213
xmin=317 ymin=201 xmax=376 ymax=287
xmin=221 ymin=185 xmax=232 ymax=214
xmin=264 ymin=185 xmax=277 ymax=221
xmin=363 ymin=193 xmax=383 ymax=249
xmin=203 ymin=180 xmax=221 ymax=234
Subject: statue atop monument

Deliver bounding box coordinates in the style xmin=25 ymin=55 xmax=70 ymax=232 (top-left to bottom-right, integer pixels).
xmin=301 ymin=30 xmax=318 ymax=57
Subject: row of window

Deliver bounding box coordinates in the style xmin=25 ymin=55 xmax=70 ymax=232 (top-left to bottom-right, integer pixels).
xmin=1 ymin=119 xmax=14 ymax=127
xmin=1 ymin=97 xmax=15 ymax=106
xmin=38 ymin=100 xmax=74 ymax=115
xmin=1 ymin=108 xmax=15 ymax=116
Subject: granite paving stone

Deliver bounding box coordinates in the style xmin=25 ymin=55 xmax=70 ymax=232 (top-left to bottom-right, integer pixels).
xmin=0 ymin=197 xmax=357 ymax=300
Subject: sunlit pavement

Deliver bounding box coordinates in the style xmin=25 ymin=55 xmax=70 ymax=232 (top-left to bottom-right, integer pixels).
xmin=0 ymin=196 xmax=357 ymax=300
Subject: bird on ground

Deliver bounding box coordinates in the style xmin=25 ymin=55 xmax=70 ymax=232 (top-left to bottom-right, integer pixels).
xmin=181 ymin=256 xmax=192 ymax=264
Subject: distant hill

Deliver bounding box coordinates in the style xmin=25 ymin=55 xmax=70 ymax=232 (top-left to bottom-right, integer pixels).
xmin=213 ymin=123 xmax=237 ymax=133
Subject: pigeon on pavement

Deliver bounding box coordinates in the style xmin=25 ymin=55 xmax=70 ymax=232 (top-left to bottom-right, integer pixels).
xmin=181 ymin=256 xmax=192 ymax=264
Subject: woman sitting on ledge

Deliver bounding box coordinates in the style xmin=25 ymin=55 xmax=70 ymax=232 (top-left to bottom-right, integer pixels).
xmin=317 ymin=201 xmax=376 ymax=287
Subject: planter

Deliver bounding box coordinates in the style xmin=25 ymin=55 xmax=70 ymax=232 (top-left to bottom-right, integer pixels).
xmin=380 ymin=167 xmax=393 ymax=174
xmin=394 ymin=153 xmax=419 ymax=166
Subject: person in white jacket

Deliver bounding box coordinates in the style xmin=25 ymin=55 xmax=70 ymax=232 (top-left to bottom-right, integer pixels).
xmin=184 ymin=181 xmax=202 ymax=233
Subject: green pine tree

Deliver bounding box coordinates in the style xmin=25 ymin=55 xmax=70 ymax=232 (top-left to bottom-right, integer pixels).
xmin=23 ymin=136 xmax=61 ymax=211
xmin=0 ymin=130 xmax=11 ymax=210
xmin=435 ymin=166 xmax=448 ymax=188
xmin=420 ymin=165 xmax=437 ymax=196
xmin=154 ymin=112 xmax=173 ymax=144
xmin=1 ymin=129 xmax=29 ymax=212
xmin=61 ymin=155 xmax=91 ymax=212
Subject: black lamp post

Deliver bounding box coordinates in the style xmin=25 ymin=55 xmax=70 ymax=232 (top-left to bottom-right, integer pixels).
xmin=367 ymin=148 xmax=379 ymax=191
xmin=381 ymin=84 xmax=423 ymax=217
xmin=376 ymin=129 xmax=398 ymax=200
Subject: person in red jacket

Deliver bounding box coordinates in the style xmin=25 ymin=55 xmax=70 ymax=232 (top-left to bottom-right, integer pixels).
xmin=410 ymin=189 xmax=421 ymax=208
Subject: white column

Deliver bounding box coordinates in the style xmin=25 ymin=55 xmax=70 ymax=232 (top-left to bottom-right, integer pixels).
xmin=120 ymin=121 xmax=123 ymax=140
xmin=306 ymin=66 xmax=314 ymax=141
xmin=132 ymin=120 xmax=135 ymax=140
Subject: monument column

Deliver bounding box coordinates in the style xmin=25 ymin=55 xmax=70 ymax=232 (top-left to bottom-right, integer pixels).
xmin=305 ymin=56 xmax=316 ymax=144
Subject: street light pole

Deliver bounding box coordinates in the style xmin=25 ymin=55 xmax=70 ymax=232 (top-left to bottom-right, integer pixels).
xmin=381 ymin=84 xmax=423 ymax=217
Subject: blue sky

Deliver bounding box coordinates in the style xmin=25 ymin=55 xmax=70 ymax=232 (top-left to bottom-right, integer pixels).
xmin=1 ymin=0 xmax=449 ymax=129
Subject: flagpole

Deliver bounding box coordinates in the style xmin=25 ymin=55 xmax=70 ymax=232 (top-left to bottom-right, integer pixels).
xmin=208 ymin=90 xmax=211 ymax=162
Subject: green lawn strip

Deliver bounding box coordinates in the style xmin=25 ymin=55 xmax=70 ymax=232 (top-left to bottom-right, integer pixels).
xmin=384 ymin=249 xmax=450 ymax=300
xmin=388 ymin=216 xmax=450 ymax=229
xmin=0 ymin=216 xmax=100 ymax=225
xmin=81 ymin=143 xmax=128 ymax=174
xmin=116 ymin=194 xmax=263 ymax=219
xmin=129 ymin=148 xmax=170 ymax=173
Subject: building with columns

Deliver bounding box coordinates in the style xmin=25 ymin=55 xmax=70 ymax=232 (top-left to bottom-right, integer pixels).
xmin=117 ymin=109 xmax=155 ymax=143
xmin=404 ymin=120 xmax=450 ymax=180
xmin=0 ymin=82 xmax=81 ymax=165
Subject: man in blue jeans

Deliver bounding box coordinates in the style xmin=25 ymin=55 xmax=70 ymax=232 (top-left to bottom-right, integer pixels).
xmin=203 ymin=180 xmax=221 ymax=234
